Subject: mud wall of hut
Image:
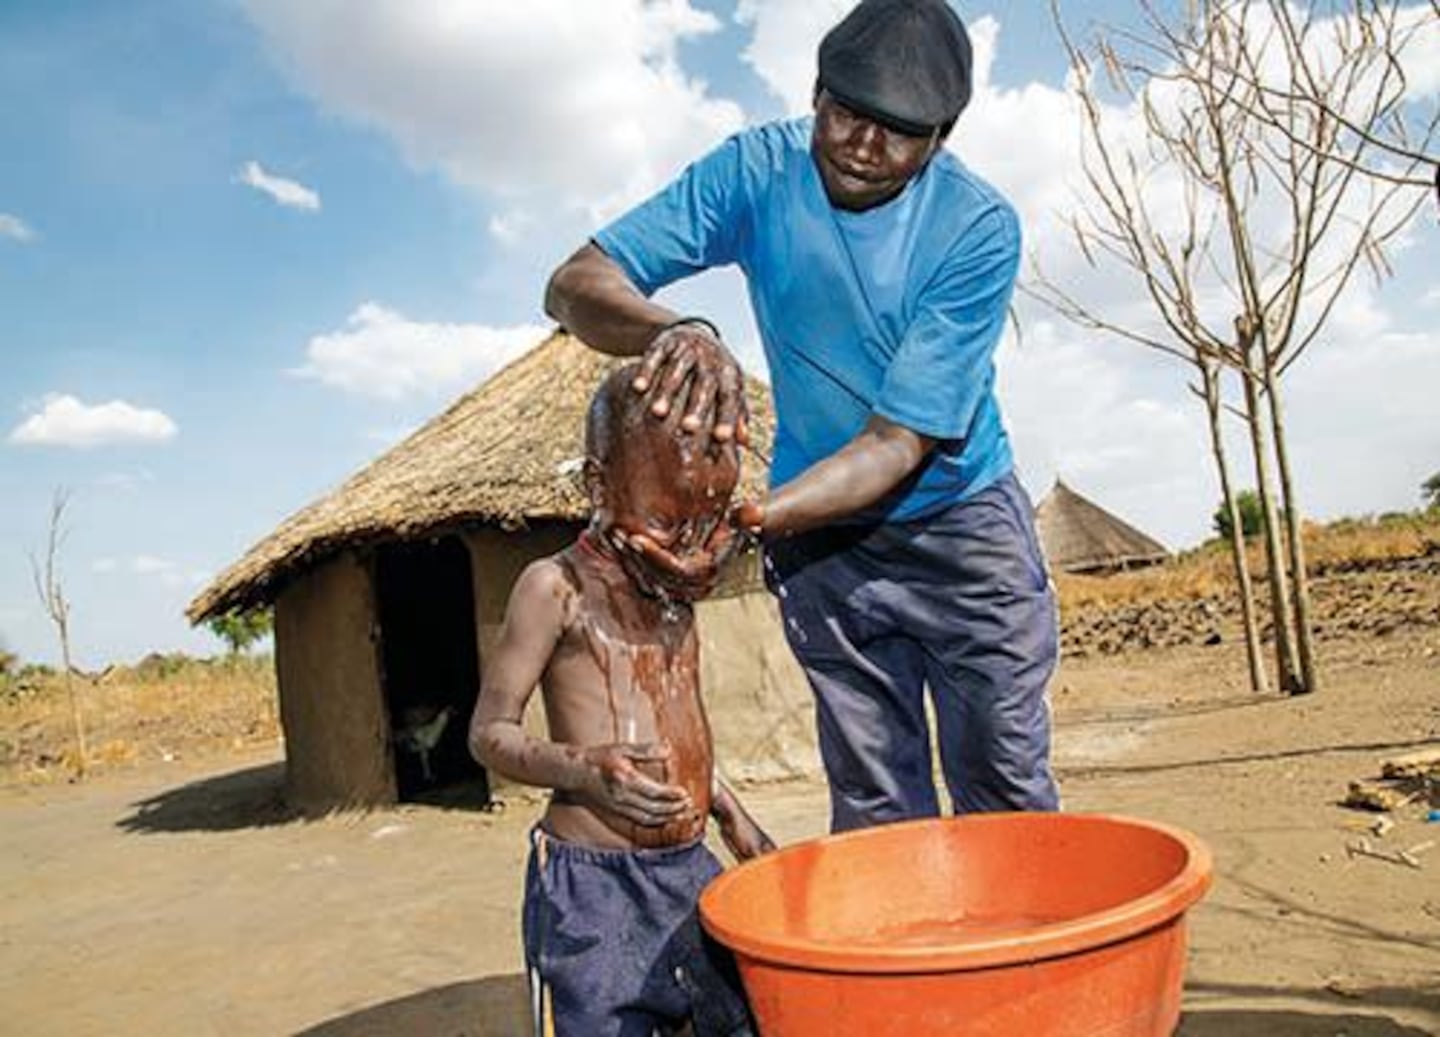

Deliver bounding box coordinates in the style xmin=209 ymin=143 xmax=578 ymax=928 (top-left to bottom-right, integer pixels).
xmin=274 ymin=552 xmax=395 ymax=812
xmin=695 ymin=592 xmax=819 ymax=781
xmin=463 ymin=526 xmax=819 ymax=781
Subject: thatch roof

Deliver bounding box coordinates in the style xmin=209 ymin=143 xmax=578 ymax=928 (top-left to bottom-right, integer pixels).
xmin=1035 ymin=479 xmax=1169 ymax=574
xmin=188 ymin=331 xmax=776 ymax=622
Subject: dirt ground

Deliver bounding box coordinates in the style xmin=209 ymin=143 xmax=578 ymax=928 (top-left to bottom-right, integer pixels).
xmin=3 ymin=623 xmax=1438 ymax=1035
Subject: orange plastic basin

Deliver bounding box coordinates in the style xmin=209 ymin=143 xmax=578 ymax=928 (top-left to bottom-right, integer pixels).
xmin=699 ymin=813 xmax=1212 ymax=1036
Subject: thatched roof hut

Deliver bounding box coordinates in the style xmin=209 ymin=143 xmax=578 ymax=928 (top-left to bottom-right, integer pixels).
xmin=189 ymin=331 xmax=774 ymax=623
xmin=1035 ymin=479 xmax=1169 ymax=574
xmin=189 ymin=332 xmax=813 ymax=813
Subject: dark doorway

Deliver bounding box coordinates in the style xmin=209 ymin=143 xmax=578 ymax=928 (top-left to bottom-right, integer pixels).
xmin=374 ymin=537 xmax=489 ymax=802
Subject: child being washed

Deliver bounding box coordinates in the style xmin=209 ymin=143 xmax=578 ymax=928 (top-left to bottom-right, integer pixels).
xmin=468 ymin=363 xmax=772 ymax=1037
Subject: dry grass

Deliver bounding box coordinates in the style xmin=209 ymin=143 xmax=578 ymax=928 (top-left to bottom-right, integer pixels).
xmin=0 ymin=655 xmax=279 ymax=786
xmin=1056 ymin=509 xmax=1440 ymax=611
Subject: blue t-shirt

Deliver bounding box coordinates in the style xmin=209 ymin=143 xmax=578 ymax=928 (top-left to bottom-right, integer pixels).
xmin=595 ymin=117 xmax=1019 ymax=522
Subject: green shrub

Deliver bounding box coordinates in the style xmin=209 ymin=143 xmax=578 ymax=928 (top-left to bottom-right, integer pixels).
xmin=1213 ymin=490 xmax=1265 ymax=540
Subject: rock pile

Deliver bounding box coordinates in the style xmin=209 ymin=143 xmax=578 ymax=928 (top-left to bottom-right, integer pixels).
xmin=1060 ymin=555 xmax=1440 ymax=658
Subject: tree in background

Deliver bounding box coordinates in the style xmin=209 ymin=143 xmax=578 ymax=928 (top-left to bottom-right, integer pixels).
xmin=30 ymin=489 xmax=87 ymax=779
xmin=1214 ymin=490 xmax=1266 ymax=541
xmin=1215 ymin=1 xmax=1438 ymax=207
xmin=206 ymin=608 xmax=274 ymax=656
xmin=1423 ymin=472 xmax=1440 ymax=511
xmin=1030 ymin=1 xmax=1431 ymax=696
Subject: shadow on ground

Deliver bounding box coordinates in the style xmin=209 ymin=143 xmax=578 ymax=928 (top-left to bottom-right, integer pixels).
xmin=292 ymin=983 xmax=1439 ymax=1037
xmin=1179 ymin=1009 xmax=1436 ymax=1035
xmin=292 ymin=975 xmax=528 ymax=1037
xmin=114 ymin=764 xmax=499 ymax=835
xmin=115 ymin=761 xmax=295 ymax=833
xmin=1180 ymin=982 xmax=1440 ymax=1036
xmin=1058 ymin=734 xmax=1439 ymax=780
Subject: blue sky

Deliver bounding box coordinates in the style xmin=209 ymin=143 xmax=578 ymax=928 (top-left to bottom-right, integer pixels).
xmin=2 ymin=1 xmax=1437 ymax=666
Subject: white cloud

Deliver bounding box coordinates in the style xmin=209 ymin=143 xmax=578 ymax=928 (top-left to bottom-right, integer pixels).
xmin=488 ymin=209 xmax=537 ymax=246
xmin=0 ymin=212 xmax=35 ymax=242
xmin=1000 ymin=318 xmax=1213 ymax=549
xmin=1398 ymin=5 xmax=1440 ymax=97
xmin=735 ymin=0 xmax=852 ymax=113
xmin=242 ymin=0 xmax=743 ymax=222
xmin=92 ymin=555 xmax=208 ymax=589
xmin=96 ymin=469 xmax=157 ymax=492
xmin=131 ymin=556 xmax=175 ymax=576
xmin=237 ymin=160 xmax=321 ymax=211
xmin=290 ymin=302 xmax=549 ymax=399
xmin=962 ymin=7 xmax=1440 ymax=546
xmin=248 ymin=1 xmax=1436 ymax=546
xmin=9 ymin=395 xmax=179 ymax=448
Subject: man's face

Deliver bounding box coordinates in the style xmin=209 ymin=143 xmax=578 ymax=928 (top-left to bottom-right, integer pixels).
xmin=597 ymin=425 xmax=740 ymax=601
xmin=811 ymin=90 xmax=940 ymax=212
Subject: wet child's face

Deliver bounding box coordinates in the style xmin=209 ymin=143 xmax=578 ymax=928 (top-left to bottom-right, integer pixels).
xmin=596 ymin=418 xmax=740 ymax=600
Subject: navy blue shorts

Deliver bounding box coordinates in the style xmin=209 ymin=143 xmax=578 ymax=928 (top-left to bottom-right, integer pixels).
xmin=522 ymin=827 xmax=754 ymax=1037
xmin=766 ymin=472 xmax=1060 ymax=831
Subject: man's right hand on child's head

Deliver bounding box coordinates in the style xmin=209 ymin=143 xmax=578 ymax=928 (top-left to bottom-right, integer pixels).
xmin=582 ymin=742 xmax=694 ymax=827
xmin=633 ymin=319 xmax=749 ymax=450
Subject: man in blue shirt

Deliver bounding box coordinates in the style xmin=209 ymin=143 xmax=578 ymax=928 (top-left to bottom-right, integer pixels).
xmin=546 ymin=0 xmax=1058 ymax=832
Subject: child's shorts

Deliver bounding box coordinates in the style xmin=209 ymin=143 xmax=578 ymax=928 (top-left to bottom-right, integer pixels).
xmin=523 ymin=826 xmax=754 ymax=1037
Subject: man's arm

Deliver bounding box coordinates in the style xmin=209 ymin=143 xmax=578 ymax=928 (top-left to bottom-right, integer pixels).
xmin=546 ymin=248 xmax=747 ymax=445
xmin=468 ymin=560 xmax=693 ymax=827
xmin=544 ymin=242 xmax=676 ymax=358
xmin=735 ymin=415 xmax=936 ymax=539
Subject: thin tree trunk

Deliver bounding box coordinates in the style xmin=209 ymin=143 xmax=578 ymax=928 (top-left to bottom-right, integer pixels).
xmin=59 ymin=620 xmax=87 ymax=779
xmin=1201 ymin=362 xmax=1269 ymax=694
xmin=1239 ymin=351 xmax=1302 ymax=693
xmin=1263 ymin=352 xmax=1318 ymax=695
xmin=33 ymin=488 xmax=87 ymax=780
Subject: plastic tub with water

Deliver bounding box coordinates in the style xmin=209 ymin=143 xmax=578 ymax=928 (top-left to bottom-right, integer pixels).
xmin=699 ymin=813 xmax=1212 ymax=1036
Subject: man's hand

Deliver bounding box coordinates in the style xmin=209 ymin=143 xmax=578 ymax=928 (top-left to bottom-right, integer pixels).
xmin=634 ymin=321 xmax=748 ymax=449
xmin=581 ymin=742 xmax=694 ymax=827
xmin=731 ymin=500 xmax=765 ymax=539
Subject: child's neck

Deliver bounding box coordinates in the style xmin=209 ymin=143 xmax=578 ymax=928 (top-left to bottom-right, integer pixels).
xmin=573 ymin=531 xmax=692 ymax=626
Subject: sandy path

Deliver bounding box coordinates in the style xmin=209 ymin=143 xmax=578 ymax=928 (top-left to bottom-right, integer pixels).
xmin=3 ymin=632 xmax=1437 ymax=1036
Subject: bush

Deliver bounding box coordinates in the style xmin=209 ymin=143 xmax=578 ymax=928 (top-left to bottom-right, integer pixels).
xmin=132 ymin=652 xmax=192 ymax=681
xmin=1213 ymin=490 xmax=1265 ymax=540
xmin=206 ymin=609 xmax=274 ymax=656
xmin=1423 ymin=471 xmax=1440 ymax=511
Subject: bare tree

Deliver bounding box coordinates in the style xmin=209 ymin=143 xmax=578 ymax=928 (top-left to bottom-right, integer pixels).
xmin=1214 ymin=1 xmax=1439 ymax=199
xmin=1197 ymin=358 xmax=1271 ymax=694
xmin=30 ymin=489 xmax=87 ymax=779
xmin=1028 ymin=1 xmax=1428 ymax=694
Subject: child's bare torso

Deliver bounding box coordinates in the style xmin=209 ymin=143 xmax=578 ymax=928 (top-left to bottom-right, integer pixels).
xmin=540 ymin=544 xmax=714 ymax=850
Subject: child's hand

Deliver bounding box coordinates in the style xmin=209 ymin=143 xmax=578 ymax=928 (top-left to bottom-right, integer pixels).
xmin=620 ymin=517 xmax=739 ymax=601
xmin=717 ymin=808 xmax=777 ymax=862
xmin=582 ymin=742 xmax=694 ymax=827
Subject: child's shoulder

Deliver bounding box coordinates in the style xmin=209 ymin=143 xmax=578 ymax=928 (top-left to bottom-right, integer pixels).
xmin=513 ymin=550 xmax=580 ymax=598
xmin=506 ymin=550 xmax=583 ymax=622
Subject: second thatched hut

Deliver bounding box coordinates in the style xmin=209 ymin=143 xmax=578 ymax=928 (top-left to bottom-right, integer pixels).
xmin=1035 ymin=479 xmax=1170 ymax=574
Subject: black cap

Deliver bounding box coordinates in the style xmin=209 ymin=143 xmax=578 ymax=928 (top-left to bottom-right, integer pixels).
xmin=817 ymin=0 xmax=973 ymax=136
